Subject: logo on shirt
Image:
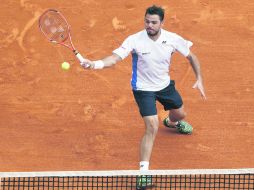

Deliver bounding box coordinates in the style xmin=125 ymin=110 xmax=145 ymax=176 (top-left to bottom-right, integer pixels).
xmin=162 ymin=41 xmax=167 ymax=44
xmin=142 ymin=52 xmax=151 ymax=55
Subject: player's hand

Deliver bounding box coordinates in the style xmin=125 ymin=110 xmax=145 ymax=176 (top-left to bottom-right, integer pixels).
xmin=192 ymin=79 xmax=207 ymax=100
xmin=80 ymin=59 xmax=95 ymax=69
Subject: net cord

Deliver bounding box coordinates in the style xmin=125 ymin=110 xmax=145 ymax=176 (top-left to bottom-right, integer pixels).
xmin=0 ymin=168 xmax=254 ymax=178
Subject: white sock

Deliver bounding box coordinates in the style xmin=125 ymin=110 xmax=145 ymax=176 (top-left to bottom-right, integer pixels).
xmin=139 ymin=161 xmax=149 ymax=171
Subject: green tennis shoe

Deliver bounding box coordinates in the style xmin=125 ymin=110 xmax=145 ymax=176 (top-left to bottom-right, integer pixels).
xmin=163 ymin=118 xmax=193 ymax=134
xmin=136 ymin=175 xmax=153 ymax=189
xmin=176 ymin=120 xmax=193 ymax=134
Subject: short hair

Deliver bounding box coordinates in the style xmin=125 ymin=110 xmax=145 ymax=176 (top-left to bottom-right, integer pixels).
xmin=145 ymin=5 xmax=165 ymax=21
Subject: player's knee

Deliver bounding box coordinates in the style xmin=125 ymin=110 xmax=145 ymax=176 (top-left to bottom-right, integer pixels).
xmin=170 ymin=111 xmax=186 ymax=121
xmin=145 ymin=118 xmax=159 ymax=135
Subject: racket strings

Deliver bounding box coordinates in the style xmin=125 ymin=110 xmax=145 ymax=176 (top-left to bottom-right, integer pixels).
xmin=39 ymin=10 xmax=69 ymax=43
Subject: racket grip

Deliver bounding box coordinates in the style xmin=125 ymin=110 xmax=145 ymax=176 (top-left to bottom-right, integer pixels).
xmin=74 ymin=51 xmax=89 ymax=68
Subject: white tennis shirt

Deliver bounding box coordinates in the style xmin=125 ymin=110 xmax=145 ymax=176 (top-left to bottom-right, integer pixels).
xmin=113 ymin=29 xmax=193 ymax=91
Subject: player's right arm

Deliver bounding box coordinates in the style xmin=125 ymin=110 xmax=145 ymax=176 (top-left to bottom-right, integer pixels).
xmin=82 ymin=35 xmax=133 ymax=69
xmin=81 ymin=53 xmax=122 ymax=69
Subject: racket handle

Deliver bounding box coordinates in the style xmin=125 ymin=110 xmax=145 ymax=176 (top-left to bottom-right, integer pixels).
xmin=74 ymin=50 xmax=89 ymax=68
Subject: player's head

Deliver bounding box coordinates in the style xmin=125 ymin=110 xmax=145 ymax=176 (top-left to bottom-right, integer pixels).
xmin=145 ymin=5 xmax=165 ymax=37
xmin=145 ymin=5 xmax=165 ymax=21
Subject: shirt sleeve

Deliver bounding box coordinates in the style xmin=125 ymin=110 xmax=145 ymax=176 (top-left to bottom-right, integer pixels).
xmin=113 ymin=36 xmax=133 ymax=60
xmin=173 ymin=34 xmax=193 ymax=57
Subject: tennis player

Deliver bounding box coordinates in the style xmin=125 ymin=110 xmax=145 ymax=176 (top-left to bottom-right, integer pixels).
xmin=82 ymin=5 xmax=206 ymax=173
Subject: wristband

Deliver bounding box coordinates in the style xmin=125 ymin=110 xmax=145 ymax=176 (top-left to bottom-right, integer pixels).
xmin=93 ymin=60 xmax=104 ymax=69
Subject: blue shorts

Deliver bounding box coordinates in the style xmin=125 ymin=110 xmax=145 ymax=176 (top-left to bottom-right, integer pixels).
xmin=132 ymin=80 xmax=183 ymax=117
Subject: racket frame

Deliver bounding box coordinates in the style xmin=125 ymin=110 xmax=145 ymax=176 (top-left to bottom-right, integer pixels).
xmin=39 ymin=9 xmax=86 ymax=65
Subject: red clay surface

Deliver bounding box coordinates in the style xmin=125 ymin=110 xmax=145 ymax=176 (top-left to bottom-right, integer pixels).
xmin=0 ymin=0 xmax=253 ymax=172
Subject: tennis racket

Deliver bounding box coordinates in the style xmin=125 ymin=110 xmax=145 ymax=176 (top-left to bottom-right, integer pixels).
xmin=38 ymin=9 xmax=88 ymax=67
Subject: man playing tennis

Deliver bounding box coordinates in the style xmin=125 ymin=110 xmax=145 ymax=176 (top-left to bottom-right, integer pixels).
xmin=82 ymin=5 xmax=206 ymax=187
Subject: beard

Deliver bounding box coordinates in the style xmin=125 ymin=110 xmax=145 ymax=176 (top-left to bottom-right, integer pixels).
xmin=146 ymin=29 xmax=160 ymax=37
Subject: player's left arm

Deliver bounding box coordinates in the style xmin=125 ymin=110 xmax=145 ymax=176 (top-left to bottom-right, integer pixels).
xmin=186 ymin=51 xmax=207 ymax=100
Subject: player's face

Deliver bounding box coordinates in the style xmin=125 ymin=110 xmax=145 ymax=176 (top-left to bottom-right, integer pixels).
xmin=144 ymin=14 xmax=163 ymax=37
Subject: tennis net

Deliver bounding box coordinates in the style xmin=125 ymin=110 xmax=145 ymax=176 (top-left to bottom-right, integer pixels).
xmin=0 ymin=168 xmax=253 ymax=189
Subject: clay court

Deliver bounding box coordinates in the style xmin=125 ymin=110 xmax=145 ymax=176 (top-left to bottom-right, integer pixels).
xmin=0 ymin=0 xmax=253 ymax=172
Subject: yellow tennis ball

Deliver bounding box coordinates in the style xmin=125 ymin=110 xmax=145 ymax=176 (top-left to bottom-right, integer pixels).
xmin=61 ymin=62 xmax=70 ymax=70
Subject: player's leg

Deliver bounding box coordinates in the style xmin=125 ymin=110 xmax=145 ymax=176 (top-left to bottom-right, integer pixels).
xmin=132 ymin=90 xmax=158 ymax=170
xmin=167 ymin=106 xmax=186 ymax=126
xmin=156 ymin=80 xmax=193 ymax=134
xmin=164 ymin=106 xmax=192 ymax=134
xmin=132 ymin=90 xmax=157 ymax=188
xmin=140 ymin=115 xmax=159 ymax=163
xmin=137 ymin=115 xmax=158 ymax=188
